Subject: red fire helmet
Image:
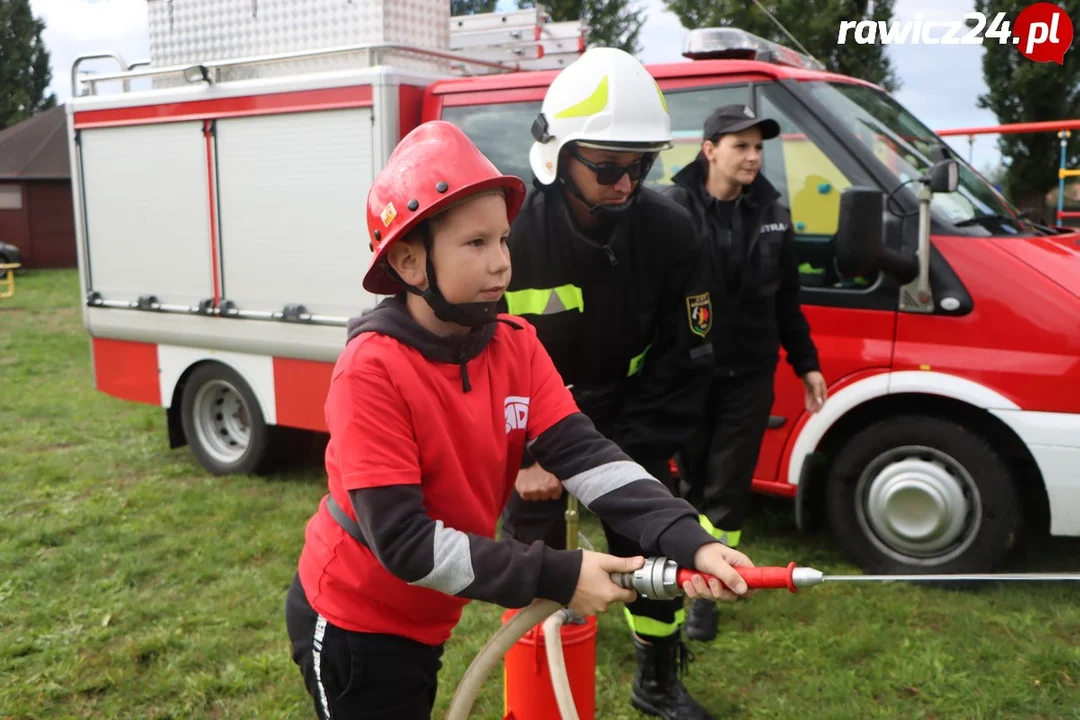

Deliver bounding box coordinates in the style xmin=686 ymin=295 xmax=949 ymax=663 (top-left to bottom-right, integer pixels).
xmin=363 ymin=121 xmax=527 ymax=295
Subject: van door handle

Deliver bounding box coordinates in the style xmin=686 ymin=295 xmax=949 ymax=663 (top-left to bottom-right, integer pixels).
xmin=768 ymin=415 xmax=786 ymax=429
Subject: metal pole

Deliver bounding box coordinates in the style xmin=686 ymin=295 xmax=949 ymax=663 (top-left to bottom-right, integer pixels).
xmin=1059 ymin=130 xmax=1070 ymax=222
xmin=915 ymin=182 xmax=933 ymax=307
xmin=565 ymin=494 xmax=579 ymax=552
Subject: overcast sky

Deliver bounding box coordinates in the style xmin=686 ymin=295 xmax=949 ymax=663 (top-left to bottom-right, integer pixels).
xmin=32 ymin=0 xmax=1007 ymax=172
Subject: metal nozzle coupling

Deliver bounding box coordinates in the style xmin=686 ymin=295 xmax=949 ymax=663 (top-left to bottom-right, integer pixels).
xmin=611 ymin=557 xmax=682 ymax=600
xmin=791 ymin=567 xmax=824 ymax=589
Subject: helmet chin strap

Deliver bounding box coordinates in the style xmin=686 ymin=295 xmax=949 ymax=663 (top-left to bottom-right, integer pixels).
xmin=561 ymin=174 xmax=636 ymax=220
xmin=400 ymin=225 xmax=500 ymax=331
xmin=556 ymin=150 xmax=656 ymax=221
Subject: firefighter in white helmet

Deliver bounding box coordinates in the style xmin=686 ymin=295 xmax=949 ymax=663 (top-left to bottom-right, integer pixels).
xmin=499 ymin=47 xmax=729 ymax=720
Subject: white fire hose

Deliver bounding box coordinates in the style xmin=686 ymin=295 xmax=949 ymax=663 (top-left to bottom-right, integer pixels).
xmin=445 ymin=596 xmax=565 ymax=720
xmin=446 ymin=496 xmax=586 ymax=720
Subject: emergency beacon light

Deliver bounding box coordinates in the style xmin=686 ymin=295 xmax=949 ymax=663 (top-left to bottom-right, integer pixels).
xmin=682 ymin=27 xmax=826 ymax=71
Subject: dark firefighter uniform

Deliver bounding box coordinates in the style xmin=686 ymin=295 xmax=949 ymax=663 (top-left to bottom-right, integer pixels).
xmin=499 ymin=182 xmax=714 ymax=640
xmin=665 ymin=158 xmax=820 ymax=546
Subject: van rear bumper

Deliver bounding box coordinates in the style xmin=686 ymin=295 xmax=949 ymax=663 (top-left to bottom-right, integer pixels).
xmin=990 ymin=409 xmax=1080 ymax=536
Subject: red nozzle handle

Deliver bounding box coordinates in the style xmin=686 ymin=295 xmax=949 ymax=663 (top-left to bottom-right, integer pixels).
xmin=675 ymin=562 xmax=799 ymax=593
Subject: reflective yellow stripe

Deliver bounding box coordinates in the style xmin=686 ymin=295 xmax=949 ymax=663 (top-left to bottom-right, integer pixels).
xmin=555 ymin=76 xmax=609 ymax=119
xmin=623 ymin=607 xmax=686 ymax=638
xmin=504 ymin=284 xmax=584 ymax=315
xmin=699 ymin=514 xmax=741 ymax=548
xmin=554 ymin=284 xmax=584 ymax=312
xmin=627 ymin=343 xmax=652 ymax=377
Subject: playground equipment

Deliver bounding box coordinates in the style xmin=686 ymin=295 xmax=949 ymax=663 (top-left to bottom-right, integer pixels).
xmin=1058 ymin=130 xmax=1080 ymax=224
xmin=936 ymin=119 xmax=1080 ymax=225
xmin=0 ymin=263 xmax=21 ymax=299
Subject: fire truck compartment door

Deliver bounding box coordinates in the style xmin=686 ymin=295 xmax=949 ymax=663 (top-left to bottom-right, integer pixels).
xmin=80 ymin=121 xmax=215 ymax=308
xmin=214 ymin=108 xmax=377 ymax=320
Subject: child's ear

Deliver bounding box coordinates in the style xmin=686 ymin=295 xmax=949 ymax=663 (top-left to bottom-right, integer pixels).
xmin=386 ymin=238 xmax=428 ymax=290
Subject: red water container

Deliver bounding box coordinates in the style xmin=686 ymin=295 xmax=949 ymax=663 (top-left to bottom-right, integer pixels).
xmin=501 ymin=608 xmax=597 ymax=720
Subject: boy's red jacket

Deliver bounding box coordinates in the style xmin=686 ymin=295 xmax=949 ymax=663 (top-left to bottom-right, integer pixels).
xmin=297 ymin=296 xmax=718 ymax=646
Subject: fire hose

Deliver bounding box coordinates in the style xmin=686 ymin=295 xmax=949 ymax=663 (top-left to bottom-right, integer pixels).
xmin=446 ymin=555 xmax=1080 ymax=719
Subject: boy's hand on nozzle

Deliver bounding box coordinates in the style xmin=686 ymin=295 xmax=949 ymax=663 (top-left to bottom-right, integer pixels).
xmin=569 ymin=551 xmax=643 ymax=616
xmin=689 ymin=543 xmax=757 ymax=602
xmin=515 ymin=465 xmax=563 ymax=501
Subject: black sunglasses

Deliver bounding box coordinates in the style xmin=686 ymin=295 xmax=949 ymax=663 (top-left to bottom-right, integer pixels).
xmin=568 ymin=146 xmax=655 ymax=186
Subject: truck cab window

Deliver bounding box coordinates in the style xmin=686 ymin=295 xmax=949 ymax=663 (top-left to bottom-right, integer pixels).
xmin=441 ymin=102 xmax=542 ymax=183
xmin=755 ymin=89 xmax=879 ymax=292
xmin=803 ymin=81 xmax=1036 ymax=236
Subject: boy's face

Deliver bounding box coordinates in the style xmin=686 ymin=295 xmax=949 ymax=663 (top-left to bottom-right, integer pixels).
xmin=390 ymin=191 xmax=512 ymax=304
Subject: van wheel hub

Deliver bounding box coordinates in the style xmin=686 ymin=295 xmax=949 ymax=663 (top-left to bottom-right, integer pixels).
xmin=856 ymin=445 xmax=981 ymax=565
xmin=192 ymin=379 xmax=251 ymax=464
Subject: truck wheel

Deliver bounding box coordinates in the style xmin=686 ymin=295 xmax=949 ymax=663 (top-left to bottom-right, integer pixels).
xmin=180 ymin=363 xmax=272 ymax=476
xmin=825 ymin=415 xmax=1021 ymax=574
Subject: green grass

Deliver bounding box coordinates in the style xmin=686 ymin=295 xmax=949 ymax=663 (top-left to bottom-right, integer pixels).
xmin=2 ymin=269 xmax=1079 ymax=719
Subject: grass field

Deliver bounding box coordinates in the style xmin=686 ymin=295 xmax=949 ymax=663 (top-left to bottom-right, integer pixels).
xmin=2 ymin=269 xmax=1079 ymax=720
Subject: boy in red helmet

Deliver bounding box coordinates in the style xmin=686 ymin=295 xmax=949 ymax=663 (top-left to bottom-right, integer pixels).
xmin=284 ymin=121 xmax=756 ymax=720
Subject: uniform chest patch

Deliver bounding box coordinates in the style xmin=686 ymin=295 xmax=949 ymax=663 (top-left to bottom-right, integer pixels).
xmin=686 ymin=293 xmax=712 ymax=338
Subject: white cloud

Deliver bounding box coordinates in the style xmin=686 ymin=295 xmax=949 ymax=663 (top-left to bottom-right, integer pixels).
xmin=31 ymin=0 xmax=150 ymax=102
xmin=637 ymin=0 xmax=688 ymax=64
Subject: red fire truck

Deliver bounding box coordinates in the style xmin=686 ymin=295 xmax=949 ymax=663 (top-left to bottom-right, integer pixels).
xmin=66 ymin=3 xmax=1080 ymax=575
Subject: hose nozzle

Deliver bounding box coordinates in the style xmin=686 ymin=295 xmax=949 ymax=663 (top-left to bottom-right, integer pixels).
xmin=613 ymin=559 xmax=820 ymax=597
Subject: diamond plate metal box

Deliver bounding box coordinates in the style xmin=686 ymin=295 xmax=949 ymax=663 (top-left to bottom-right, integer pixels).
xmin=147 ymin=0 xmax=451 ymax=85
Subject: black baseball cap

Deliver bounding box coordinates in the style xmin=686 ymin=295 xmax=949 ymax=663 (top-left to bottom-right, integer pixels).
xmin=703 ymin=104 xmax=780 ymax=141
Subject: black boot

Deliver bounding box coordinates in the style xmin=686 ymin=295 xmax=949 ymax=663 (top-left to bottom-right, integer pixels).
xmin=630 ymin=633 xmax=715 ymax=720
xmin=684 ymin=598 xmax=718 ymax=642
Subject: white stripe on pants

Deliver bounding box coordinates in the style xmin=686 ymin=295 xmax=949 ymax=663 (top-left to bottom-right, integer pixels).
xmin=313 ymin=615 xmax=331 ymax=719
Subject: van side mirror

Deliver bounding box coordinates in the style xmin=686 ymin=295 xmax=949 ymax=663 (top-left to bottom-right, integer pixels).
xmin=929 ymin=159 xmax=959 ymax=193
xmin=834 ymin=186 xmax=919 ymax=285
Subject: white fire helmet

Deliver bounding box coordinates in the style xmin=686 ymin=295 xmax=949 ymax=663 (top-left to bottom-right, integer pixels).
xmin=529 ymin=47 xmax=673 ymax=186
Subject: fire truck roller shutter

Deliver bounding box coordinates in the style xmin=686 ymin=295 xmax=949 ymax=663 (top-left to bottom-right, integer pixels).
xmin=213 ymin=108 xmax=380 ymax=321
xmin=78 ymin=122 xmax=215 ymax=309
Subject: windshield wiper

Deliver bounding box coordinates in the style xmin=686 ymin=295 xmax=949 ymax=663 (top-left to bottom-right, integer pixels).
xmin=953 ymin=212 xmax=1026 ymax=229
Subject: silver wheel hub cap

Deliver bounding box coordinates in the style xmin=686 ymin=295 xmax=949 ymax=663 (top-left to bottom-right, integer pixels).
xmin=193 ymin=379 xmax=250 ymax=465
xmin=856 ymin=445 xmax=981 ymax=565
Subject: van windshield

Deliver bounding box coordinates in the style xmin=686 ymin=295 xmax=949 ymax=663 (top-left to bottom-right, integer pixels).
xmin=803 ymin=81 xmax=1039 ymax=237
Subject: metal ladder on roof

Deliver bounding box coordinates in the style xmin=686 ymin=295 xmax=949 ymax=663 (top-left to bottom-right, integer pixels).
xmin=71 ymin=4 xmax=587 ymax=97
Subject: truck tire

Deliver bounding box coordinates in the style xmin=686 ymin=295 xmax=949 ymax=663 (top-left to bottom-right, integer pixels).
xmin=180 ymin=362 xmax=272 ymax=476
xmin=825 ymin=415 xmax=1021 ymax=574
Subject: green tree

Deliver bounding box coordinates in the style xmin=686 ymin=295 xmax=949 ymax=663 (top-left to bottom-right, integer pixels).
xmin=661 ymin=0 xmax=901 ymax=92
xmin=0 ymin=0 xmax=55 ymax=130
xmin=974 ymin=0 xmax=1080 ymax=216
xmin=452 ymin=0 xmax=499 ymax=14
xmin=517 ymin=0 xmax=644 ymax=54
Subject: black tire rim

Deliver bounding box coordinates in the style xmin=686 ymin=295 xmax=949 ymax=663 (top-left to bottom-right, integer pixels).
xmin=854 ymin=444 xmax=982 ymax=567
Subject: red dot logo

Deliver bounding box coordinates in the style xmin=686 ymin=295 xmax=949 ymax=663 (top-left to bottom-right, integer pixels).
xmin=1014 ymin=2 xmax=1074 ymax=64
